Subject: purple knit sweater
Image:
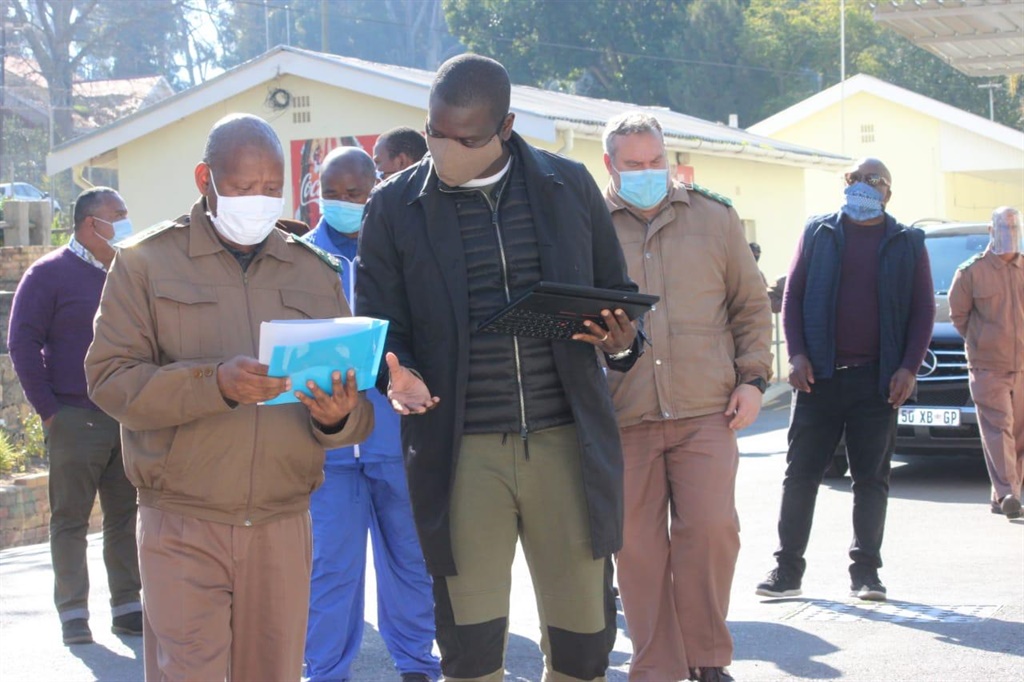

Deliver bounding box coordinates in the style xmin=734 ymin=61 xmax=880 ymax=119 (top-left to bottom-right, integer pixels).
xmin=7 ymin=246 xmax=106 ymax=420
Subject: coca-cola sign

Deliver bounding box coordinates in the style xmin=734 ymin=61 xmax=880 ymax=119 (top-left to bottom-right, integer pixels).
xmin=290 ymin=134 xmax=379 ymax=227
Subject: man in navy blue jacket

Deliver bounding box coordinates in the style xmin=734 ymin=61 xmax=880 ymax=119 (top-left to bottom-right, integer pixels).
xmin=757 ymin=158 xmax=934 ymax=603
xmin=303 ymin=146 xmax=440 ymax=682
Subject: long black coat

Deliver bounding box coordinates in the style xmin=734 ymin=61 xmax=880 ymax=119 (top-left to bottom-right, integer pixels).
xmin=356 ymin=133 xmax=640 ymax=576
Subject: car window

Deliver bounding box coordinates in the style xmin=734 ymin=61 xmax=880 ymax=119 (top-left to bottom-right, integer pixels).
xmin=926 ymin=234 xmax=989 ymax=294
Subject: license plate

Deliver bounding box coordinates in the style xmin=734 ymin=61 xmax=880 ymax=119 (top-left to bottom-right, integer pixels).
xmin=898 ymin=407 xmax=961 ymax=427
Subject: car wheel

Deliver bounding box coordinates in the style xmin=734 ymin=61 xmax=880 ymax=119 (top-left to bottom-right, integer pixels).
xmin=823 ymin=444 xmax=849 ymax=479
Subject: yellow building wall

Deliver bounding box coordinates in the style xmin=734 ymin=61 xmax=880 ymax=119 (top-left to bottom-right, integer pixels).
xmin=945 ymin=173 xmax=1024 ymax=221
xmin=767 ymin=92 xmax=946 ymax=221
xmin=118 ymin=74 xmax=430 ymax=230
xmin=765 ymin=91 xmax=1024 ymax=224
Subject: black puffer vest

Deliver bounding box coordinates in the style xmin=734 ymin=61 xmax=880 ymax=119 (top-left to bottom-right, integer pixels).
xmin=445 ymin=154 xmax=573 ymax=435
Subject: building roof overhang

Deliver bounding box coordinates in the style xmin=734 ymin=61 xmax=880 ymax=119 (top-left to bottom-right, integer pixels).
xmin=873 ymin=0 xmax=1024 ymax=77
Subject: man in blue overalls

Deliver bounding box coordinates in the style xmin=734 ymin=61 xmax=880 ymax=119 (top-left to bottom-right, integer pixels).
xmin=303 ymin=145 xmax=439 ymax=682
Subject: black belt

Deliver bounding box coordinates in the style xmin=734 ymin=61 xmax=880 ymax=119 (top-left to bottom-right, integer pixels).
xmin=834 ymin=362 xmax=875 ymax=371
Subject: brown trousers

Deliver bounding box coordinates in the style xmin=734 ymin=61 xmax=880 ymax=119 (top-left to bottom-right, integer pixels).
xmin=969 ymin=370 xmax=1024 ymax=501
xmin=137 ymin=507 xmax=312 ymax=682
xmin=617 ymin=414 xmax=740 ymax=682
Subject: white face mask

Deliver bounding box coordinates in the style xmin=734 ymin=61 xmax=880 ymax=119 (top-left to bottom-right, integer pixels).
xmin=206 ymin=170 xmax=283 ymax=246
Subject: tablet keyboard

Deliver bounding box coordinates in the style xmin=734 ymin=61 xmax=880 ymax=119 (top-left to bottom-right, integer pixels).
xmin=480 ymin=307 xmax=594 ymax=340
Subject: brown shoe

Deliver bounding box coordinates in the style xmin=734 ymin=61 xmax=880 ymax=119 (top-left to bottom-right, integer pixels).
xmin=1000 ymin=495 xmax=1022 ymax=519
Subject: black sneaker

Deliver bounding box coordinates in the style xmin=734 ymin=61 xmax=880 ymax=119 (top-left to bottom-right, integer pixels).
xmin=851 ymin=576 xmax=887 ymax=602
xmin=62 ymin=618 xmax=93 ymax=645
xmin=756 ymin=567 xmax=802 ymax=598
xmin=112 ymin=611 xmax=143 ymax=636
xmin=400 ymin=674 xmax=431 ymax=682
xmin=690 ymin=667 xmax=735 ymax=682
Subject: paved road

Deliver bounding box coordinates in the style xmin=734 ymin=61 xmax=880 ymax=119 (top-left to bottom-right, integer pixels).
xmin=2 ymin=399 xmax=1022 ymax=681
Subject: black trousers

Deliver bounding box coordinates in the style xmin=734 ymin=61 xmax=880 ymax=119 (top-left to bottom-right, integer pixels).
xmin=774 ymin=365 xmax=896 ymax=581
xmin=47 ymin=405 xmax=141 ymax=622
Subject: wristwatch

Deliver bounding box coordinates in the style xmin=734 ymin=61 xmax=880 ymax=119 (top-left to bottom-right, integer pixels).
xmin=745 ymin=377 xmax=768 ymax=394
xmin=607 ymin=346 xmax=633 ymax=361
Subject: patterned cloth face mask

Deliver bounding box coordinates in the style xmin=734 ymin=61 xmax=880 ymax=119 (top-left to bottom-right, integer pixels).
xmin=841 ymin=182 xmax=884 ymax=222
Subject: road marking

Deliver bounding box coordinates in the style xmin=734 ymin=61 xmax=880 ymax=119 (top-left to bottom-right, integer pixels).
xmin=780 ymin=600 xmax=1000 ymax=623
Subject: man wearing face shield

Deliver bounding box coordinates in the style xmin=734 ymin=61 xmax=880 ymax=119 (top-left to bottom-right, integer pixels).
xmin=85 ymin=113 xmax=375 ymax=681
xmin=357 ymin=54 xmax=642 ymax=682
xmin=302 ymin=146 xmax=440 ymax=682
xmin=8 ymin=187 xmax=142 ymax=646
xmin=757 ymin=158 xmax=934 ymax=603
xmin=949 ymin=207 xmax=1024 ymax=520
xmin=601 ymin=113 xmax=772 ymax=682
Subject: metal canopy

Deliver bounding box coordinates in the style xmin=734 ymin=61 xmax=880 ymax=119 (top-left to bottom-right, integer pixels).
xmin=873 ymin=1 xmax=1024 ymax=77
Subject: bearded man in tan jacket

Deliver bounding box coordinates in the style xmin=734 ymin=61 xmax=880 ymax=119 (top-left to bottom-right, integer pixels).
xmin=86 ymin=113 xmax=374 ymax=681
xmin=601 ymin=112 xmax=772 ymax=682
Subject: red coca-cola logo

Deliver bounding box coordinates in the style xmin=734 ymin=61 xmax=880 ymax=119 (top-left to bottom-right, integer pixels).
xmin=299 ymin=172 xmax=320 ymax=208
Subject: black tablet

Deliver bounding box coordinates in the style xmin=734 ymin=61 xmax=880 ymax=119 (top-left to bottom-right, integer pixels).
xmin=477 ymin=281 xmax=659 ymax=340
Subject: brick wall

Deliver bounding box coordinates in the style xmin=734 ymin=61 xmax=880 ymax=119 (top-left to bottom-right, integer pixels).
xmin=0 ymin=473 xmax=102 ymax=549
xmin=1 ymin=245 xmax=57 ymax=435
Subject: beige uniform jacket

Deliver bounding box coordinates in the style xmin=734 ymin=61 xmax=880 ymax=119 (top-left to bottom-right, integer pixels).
xmin=86 ymin=199 xmax=374 ymax=527
xmin=949 ymin=250 xmax=1024 ymax=373
xmin=604 ymin=182 xmax=773 ymax=426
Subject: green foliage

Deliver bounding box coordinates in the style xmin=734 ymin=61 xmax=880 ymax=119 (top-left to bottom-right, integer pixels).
xmin=51 ymin=228 xmax=71 ymax=247
xmin=19 ymin=414 xmax=48 ymax=464
xmin=443 ymin=0 xmax=1023 ymax=130
xmin=0 ymin=430 xmax=25 ymax=476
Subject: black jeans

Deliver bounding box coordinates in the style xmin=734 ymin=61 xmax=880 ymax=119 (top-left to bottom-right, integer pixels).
xmin=774 ymin=365 xmax=896 ymax=581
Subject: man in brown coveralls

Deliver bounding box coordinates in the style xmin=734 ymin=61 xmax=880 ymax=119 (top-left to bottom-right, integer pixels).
xmin=949 ymin=206 xmax=1024 ymax=520
xmin=86 ymin=113 xmax=375 ymax=680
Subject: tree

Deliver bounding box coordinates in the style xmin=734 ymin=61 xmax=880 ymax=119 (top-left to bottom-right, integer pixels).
xmin=9 ymin=0 xmax=113 ymax=143
xmin=220 ymin=0 xmax=460 ymax=71
xmin=442 ymin=0 xmax=806 ymax=125
xmin=741 ymin=0 xmax=1022 ymax=129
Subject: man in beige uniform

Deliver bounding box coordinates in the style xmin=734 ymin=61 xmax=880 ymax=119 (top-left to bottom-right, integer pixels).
xmin=601 ymin=112 xmax=772 ymax=682
xmin=949 ymin=206 xmax=1024 ymax=520
xmin=86 ymin=113 xmax=374 ymax=681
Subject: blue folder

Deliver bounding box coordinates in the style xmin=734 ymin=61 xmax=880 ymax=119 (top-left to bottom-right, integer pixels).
xmin=264 ymin=319 xmax=389 ymax=406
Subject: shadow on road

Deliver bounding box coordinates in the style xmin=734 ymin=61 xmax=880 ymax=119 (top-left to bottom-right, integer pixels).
xmin=67 ymin=638 xmax=141 ymax=679
xmin=820 ymin=453 xmax=991 ymax=504
xmin=504 ymin=632 xmax=630 ymax=681
xmin=731 ymin=621 xmax=841 ymax=679
xmin=796 ymin=600 xmax=1024 ymax=658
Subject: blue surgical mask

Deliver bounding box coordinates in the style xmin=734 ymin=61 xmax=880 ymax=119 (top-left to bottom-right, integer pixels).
xmin=841 ymin=182 xmax=884 ymax=222
xmin=320 ymin=199 xmax=363 ymax=235
xmin=95 ymin=217 xmax=134 ymax=245
xmin=616 ymin=168 xmax=669 ymax=210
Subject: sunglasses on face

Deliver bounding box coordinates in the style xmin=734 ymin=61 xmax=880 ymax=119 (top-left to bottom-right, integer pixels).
xmin=846 ymin=173 xmax=890 ymax=188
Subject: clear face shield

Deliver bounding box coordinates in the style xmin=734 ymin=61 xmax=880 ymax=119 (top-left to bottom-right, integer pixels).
xmin=990 ymin=207 xmax=1022 ymax=255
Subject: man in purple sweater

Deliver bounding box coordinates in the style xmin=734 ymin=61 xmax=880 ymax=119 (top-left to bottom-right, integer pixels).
xmin=7 ymin=187 xmax=141 ymax=645
xmin=756 ymin=158 xmax=934 ymax=602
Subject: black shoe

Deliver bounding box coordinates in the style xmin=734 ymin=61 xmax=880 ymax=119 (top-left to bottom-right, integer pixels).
xmin=62 ymin=619 xmax=93 ymax=645
xmin=690 ymin=667 xmax=735 ymax=682
xmin=755 ymin=567 xmax=802 ymax=598
xmin=1000 ymin=495 xmax=1022 ymax=519
xmin=400 ymin=674 xmax=431 ymax=682
xmin=850 ymin=574 xmax=887 ymax=602
xmin=112 ymin=611 xmax=143 ymax=636
xmin=991 ymin=500 xmax=1003 ymax=514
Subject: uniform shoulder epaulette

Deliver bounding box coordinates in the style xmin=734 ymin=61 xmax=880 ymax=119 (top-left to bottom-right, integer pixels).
xmin=690 ymin=183 xmax=733 ymax=208
xmin=117 ymin=216 xmax=187 ymax=249
xmin=957 ymin=252 xmax=984 ymax=271
xmin=291 ymin=236 xmax=341 ymax=272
